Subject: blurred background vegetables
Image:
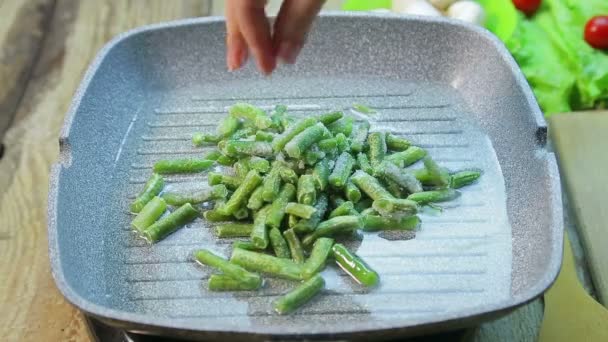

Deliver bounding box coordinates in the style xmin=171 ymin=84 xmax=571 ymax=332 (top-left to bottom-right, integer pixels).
xmin=344 ymin=0 xmax=608 ymax=116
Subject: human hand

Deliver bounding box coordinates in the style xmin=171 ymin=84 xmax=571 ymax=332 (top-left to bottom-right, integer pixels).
xmin=225 ymin=0 xmax=324 ymax=74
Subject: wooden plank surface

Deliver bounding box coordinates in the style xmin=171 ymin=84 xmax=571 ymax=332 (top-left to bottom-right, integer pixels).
xmin=0 ymin=0 xmax=55 ymax=142
xmin=0 ymin=2 xmax=210 ymax=341
xmin=550 ymin=111 xmax=608 ymax=304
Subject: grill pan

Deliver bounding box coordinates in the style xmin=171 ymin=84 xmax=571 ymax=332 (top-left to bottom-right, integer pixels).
xmin=48 ymin=14 xmax=563 ymax=340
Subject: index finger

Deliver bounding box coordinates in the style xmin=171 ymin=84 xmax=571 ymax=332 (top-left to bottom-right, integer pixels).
xmin=234 ymin=0 xmax=276 ymax=74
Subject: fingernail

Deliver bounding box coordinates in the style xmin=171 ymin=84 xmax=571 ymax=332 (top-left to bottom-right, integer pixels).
xmin=277 ymin=41 xmax=301 ymax=64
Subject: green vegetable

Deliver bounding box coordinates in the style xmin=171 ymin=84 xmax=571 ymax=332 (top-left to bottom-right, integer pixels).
xmin=407 ymin=189 xmax=460 ymax=204
xmin=162 ymin=185 xmax=227 ymax=206
xmin=230 ymin=248 xmax=303 ymax=280
xmin=329 ymin=152 xmax=355 ymax=189
xmin=350 ymin=121 xmax=370 ymax=153
xmin=297 ymin=174 xmax=317 ymax=205
xmin=301 ymin=237 xmax=334 ymax=278
xmin=131 ymin=196 xmax=166 ymax=233
xmin=285 ymin=202 xmax=316 ymax=219
xmin=318 ymin=111 xmax=343 ymax=125
xmin=328 ymin=201 xmax=357 ymax=219
xmin=130 ymin=173 xmax=164 ymax=213
xmin=386 ymin=146 xmax=427 ymax=168
xmin=262 ymin=163 xmax=282 ymax=202
xmin=293 ymin=194 xmax=329 ymax=234
xmin=450 ymin=170 xmax=482 ymax=188
xmin=284 ymin=123 xmax=330 ymax=159
xmin=215 ymin=223 xmax=254 ymax=238
xmin=144 ymin=203 xmax=199 ymax=243
xmin=377 ymin=161 xmax=423 ymax=194
xmin=229 ymin=103 xmax=272 ymax=129
xmin=273 ymin=274 xmax=325 ymax=315
xmin=385 ymin=133 xmax=410 ymax=151
xmin=218 ymin=170 xmax=263 ymax=216
xmin=350 ymin=170 xmax=394 ymax=201
xmin=344 ymin=180 xmax=362 ymax=203
xmin=153 ymin=159 xmax=214 ymax=174
xmin=423 ymin=156 xmax=450 ymax=188
xmin=283 ymin=228 xmax=306 ymax=264
xmin=272 ymin=117 xmax=317 ymax=152
xmin=250 ymin=205 xmax=270 ymax=249
xmin=194 ymin=249 xmax=262 ymax=288
xmin=312 ymin=159 xmax=330 ymax=191
xmin=208 ymin=274 xmax=261 ymax=291
xmin=372 ymin=198 xmax=419 ymax=216
xmin=302 ymin=216 xmax=360 ymax=247
xmin=269 ymin=227 xmax=291 ymax=259
xmin=266 ymin=183 xmax=296 ymax=229
xmin=332 ymin=243 xmax=379 ymax=287
xmin=361 ymin=214 xmax=420 ymax=232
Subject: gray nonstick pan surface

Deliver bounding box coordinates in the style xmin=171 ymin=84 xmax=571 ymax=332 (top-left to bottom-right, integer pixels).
xmin=48 ymin=13 xmax=563 ymax=341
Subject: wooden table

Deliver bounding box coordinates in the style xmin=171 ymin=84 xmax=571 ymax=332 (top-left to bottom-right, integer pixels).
xmin=0 ymin=1 xmax=603 ymax=341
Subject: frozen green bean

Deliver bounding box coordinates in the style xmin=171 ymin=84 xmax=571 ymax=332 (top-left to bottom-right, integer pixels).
xmin=266 ymin=183 xmax=296 ymax=229
xmin=367 ymin=132 xmax=386 ymax=171
xmin=131 ymin=196 xmax=166 ymax=233
xmin=350 ymin=121 xmax=370 ymax=153
xmin=130 ymin=173 xmax=164 ymax=213
xmin=450 ymin=170 xmax=481 ymax=188
xmin=208 ymin=274 xmax=261 ymax=291
xmin=332 ymin=243 xmax=379 ymax=287
xmin=243 ymin=156 xmax=271 ymax=173
xmin=215 ymin=223 xmax=254 ymax=238
xmin=407 ymin=189 xmax=460 ymax=204
xmin=344 ymin=180 xmax=362 ymax=203
xmin=326 ymin=116 xmax=354 ymax=136
xmin=354 ymin=197 xmax=373 ymax=213
xmin=285 ymin=202 xmax=316 ymax=219
xmin=262 ymin=163 xmax=282 ymax=202
xmin=233 ymin=207 xmax=249 ymax=220
xmin=232 ymin=240 xmax=261 ymax=251
xmin=230 ymin=248 xmax=303 ymax=280
xmin=229 ymin=103 xmax=272 ymax=129
xmin=272 ymin=117 xmax=317 ymax=152
xmin=293 ymin=194 xmax=328 ymax=234
xmin=383 ymin=177 xmax=405 ymax=198
xmin=273 ymin=274 xmax=325 ymax=315
xmin=361 ymin=214 xmax=420 ymax=232
xmin=144 ymin=203 xmax=199 ymax=243
xmin=301 ymin=237 xmax=334 ymax=278
xmin=192 ymin=133 xmax=220 ymax=147
xmin=284 ymin=123 xmax=330 ymax=159
xmin=278 ymin=166 xmax=298 ymax=184
xmin=386 ymin=146 xmax=427 ymax=167
xmin=222 ymin=140 xmax=273 ymax=158
xmin=328 ymin=201 xmax=357 ymax=218
xmin=423 ymin=156 xmax=450 ymax=188
xmin=203 ymin=149 xmax=222 ymax=161
xmin=217 ymin=115 xmax=240 ymax=138
xmin=372 ymin=198 xmax=419 ymax=216
xmin=194 ymin=249 xmax=262 ymax=288
xmin=311 ymin=159 xmax=330 ymax=191
xmin=385 ymin=133 xmax=411 ymax=151
xmin=335 ymin=133 xmax=350 ymax=153
xmin=302 ymin=216 xmax=360 ymax=247
xmin=328 ymin=152 xmax=355 ymax=189
xmin=216 ymin=154 xmax=237 ymax=166
xmin=255 ymin=130 xmax=275 ymax=142
xmin=269 ymin=227 xmax=291 ymax=258
xmin=153 ymin=159 xmax=214 ymax=174
xmin=283 ymin=229 xmax=305 ymax=264
xmin=288 ymin=214 xmax=299 ymax=228
xmin=377 ymin=161 xmax=423 ymax=194
xmin=297 ymin=174 xmax=316 ymax=205
xmin=250 ymin=205 xmax=270 ymax=249
xmin=247 ymin=186 xmax=265 ymax=210
xmin=208 ymin=172 xmax=241 ymax=190
xmin=233 ymin=161 xmax=250 ymax=179
xmin=350 ymin=170 xmax=394 ymax=201
xmin=356 ymin=152 xmax=374 ymax=175
xmin=318 ymin=111 xmax=343 ymax=125
xmin=162 ymin=185 xmax=227 ymax=206
xmin=218 ymin=170 xmax=262 ymax=216
xmin=318 ymin=138 xmax=338 ymax=152
xmin=304 ymin=149 xmax=325 ymax=166
xmin=203 ymin=209 xmax=232 ymax=222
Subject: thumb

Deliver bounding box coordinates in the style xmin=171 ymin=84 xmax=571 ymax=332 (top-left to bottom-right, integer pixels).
xmin=273 ymin=0 xmax=324 ymax=64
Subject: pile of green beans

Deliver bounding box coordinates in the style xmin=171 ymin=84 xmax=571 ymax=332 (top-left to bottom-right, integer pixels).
xmin=127 ymin=103 xmax=482 ymax=314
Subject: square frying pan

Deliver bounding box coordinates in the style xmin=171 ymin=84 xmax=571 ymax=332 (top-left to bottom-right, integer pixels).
xmin=48 ymin=13 xmax=563 ymax=341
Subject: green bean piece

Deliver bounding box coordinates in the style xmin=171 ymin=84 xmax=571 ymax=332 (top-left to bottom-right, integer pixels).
xmin=218 ymin=170 xmax=263 ymax=216
xmin=262 ymin=163 xmax=282 ymax=202
xmin=284 ymin=123 xmax=330 ymax=159
xmin=407 ymin=189 xmax=460 ymax=204
xmin=344 ymin=180 xmax=362 ymax=203
xmin=352 ymin=103 xmax=376 ymax=114
xmin=230 ymin=248 xmax=303 ymax=280
xmin=450 ymin=170 xmax=481 ymax=188
xmin=383 ymin=178 xmax=405 ymax=198
xmin=328 ymin=201 xmax=357 ymax=218
xmin=301 ymin=237 xmax=334 ymax=278
xmin=247 ymin=186 xmax=265 ymax=210
xmin=423 ymin=156 xmax=450 ymax=188
xmin=378 ymin=161 xmax=423 ymax=194
xmin=222 ymin=140 xmax=274 ymax=158
xmin=130 ymin=174 xmax=164 ymax=213
xmin=297 ymin=174 xmax=317 ymax=205
xmin=217 ymin=115 xmax=241 ymax=138
xmin=255 ymin=130 xmax=275 ymax=142
xmin=269 ymin=228 xmax=291 ymax=258
xmin=351 ymin=170 xmax=394 ymax=201
xmin=281 ymin=229 xmax=305 ymax=264
xmin=162 ymin=185 xmax=228 ymax=206
xmin=317 ymin=111 xmax=343 ymax=125
xmin=317 ymin=138 xmax=338 ymax=152
xmin=208 ymin=274 xmax=261 ymax=291
xmin=266 ymin=183 xmax=296 ymax=229
xmin=293 ymin=194 xmax=328 ymax=234
xmin=270 ymin=105 xmax=288 ymax=131
xmin=233 ymin=161 xmax=250 ymax=179
xmin=233 ymin=240 xmax=261 ymax=251
xmin=192 ymin=133 xmax=220 ymax=147
xmin=208 ymin=172 xmax=241 ymax=190
xmin=335 ymin=133 xmax=350 ymax=153
xmin=329 ymin=152 xmax=355 ymax=188
xmin=372 ymin=198 xmax=419 ymax=216
xmin=241 ymin=156 xmax=270 ymax=173
xmin=360 ymin=207 xmax=378 ymax=216
xmin=332 ymin=243 xmax=379 ymax=287
xmin=354 ymin=197 xmax=373 ymax=213
xmin=194 ymin=249 xmax=262 ymax=288
xmin=250 ymin=205 xmax=271 ymax=249
xmin=229 ymin=103 xmax=272 ymax=129
xmin=144 ymin=203 xmax=199 ymax=243
xmin=131 ymin=196 xmax=166 ymax=233
xmin=233 ymin=207 xmax=249 ymax=220
xmin=273 ymin=274 xmax=325 ymax=315
xmin=304 ymin=149 xmax=325 ymax=166
xmin=386 ymin=146 xmax=427 ymax=167
xmin=311 ymin=159 xmax=330 ymax=191
xmin=330 ymin=194 xmax=346 ymax=208
xmin=385 ymin=133 xmax=411 ymax=151
xmin=215 ymin=223 xmax=254 ymax=238
xmin=302 ymin=216 xmax=361 ymax=247
xmin=361 ymin=214 xmax=420 ymax=232
xmin=367 ymin=132 xmax=387 ymax=171
xmin=285 ymin=202 xmax=316 ymax=219
xmin=326 ymin=116 xmax=354 ymax=136
xmin=203 ymin=209 xmax=232 ymax=222
xmin=350 ymin=121 xmax=370 ymax=153
xmin=288 ymin=214 xmax=299 ymax=228
xmin=272 ymin=117 xmax=317 ymax=152
xmin=355 ymin=152 xmax=374 ymax=175
xmin=216 ymin=154 xmax=237 ymax=166
xmin=230 ymin=127 xmax=256 ymax=140
xmin=203 ymin=149 xmax=222 ymax=161
xmin=279 ymin=166 xmax=299 ymax=184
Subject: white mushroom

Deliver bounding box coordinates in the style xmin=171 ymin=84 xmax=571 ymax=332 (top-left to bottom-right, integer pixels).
xmin=392 ymin=0 xmax=442 ymax=17
xmin=447 ymin=1 xmax=486 ymax=26
xmin=428 ymin=0 xmax=458 ymax=11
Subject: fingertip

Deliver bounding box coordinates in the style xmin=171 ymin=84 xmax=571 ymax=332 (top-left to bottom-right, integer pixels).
xmin=276 ymin=41 xmax=302 ymax=64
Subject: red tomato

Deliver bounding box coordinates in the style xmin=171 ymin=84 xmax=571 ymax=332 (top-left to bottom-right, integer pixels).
xmin=585 ymin=16 xmax=608 ymax=50
xmin=512 ymin=0 xmax=542 ymax=16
